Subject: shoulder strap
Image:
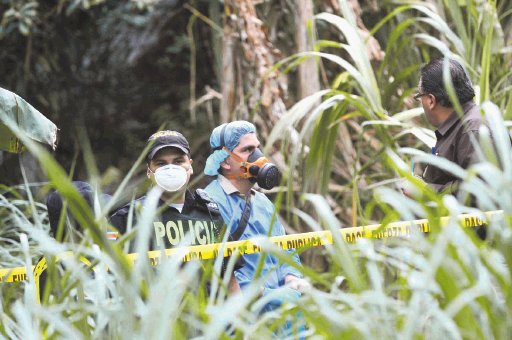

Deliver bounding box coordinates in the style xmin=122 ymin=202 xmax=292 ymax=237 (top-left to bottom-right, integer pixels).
xmin=231 ymin=195 xmax=251 ymax=241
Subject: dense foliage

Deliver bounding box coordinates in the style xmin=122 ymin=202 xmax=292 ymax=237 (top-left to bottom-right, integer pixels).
xmin=0 ymin=0 xmax=218 ymax=186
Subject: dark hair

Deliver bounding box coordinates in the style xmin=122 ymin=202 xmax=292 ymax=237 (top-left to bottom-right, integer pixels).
xmin=46 ymin=181 xmax=111 ymax=238
xmin=419 ymin=58 xmax=475 ymax=107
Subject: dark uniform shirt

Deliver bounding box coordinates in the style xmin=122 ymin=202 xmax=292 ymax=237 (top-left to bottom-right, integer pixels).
xmin=110 ymin=189 xmax=225 ymax=250
xmin=423 ymin=101 xmax=483 ymax=193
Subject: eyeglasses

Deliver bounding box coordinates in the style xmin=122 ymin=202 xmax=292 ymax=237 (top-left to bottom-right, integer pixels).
xmin=414 ymin=92 xmax=429 ymax=101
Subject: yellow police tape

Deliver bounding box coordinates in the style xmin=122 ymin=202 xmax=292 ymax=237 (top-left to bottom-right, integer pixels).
xmin=0 ymin=210 xmax=503 ymax=287
xmin=129 ymin=210 xmax=501 ymax=265
xmin=0 ymin=265 xmax=30 ymax=283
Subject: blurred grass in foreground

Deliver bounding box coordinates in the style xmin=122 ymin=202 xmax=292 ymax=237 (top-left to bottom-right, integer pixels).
xmin=0 ymin=105 xmax=511 ymax=338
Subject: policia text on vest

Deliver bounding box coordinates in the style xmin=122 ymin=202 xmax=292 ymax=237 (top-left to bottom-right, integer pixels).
xmin=153 ymin=219 xmax=218 ymax=247
xmin=109 ymin=189 xmax=224 ymax=250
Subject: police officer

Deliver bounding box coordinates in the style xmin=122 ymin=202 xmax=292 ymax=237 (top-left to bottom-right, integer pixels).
xmin=110 ymin=130 xmax=240 ymax=293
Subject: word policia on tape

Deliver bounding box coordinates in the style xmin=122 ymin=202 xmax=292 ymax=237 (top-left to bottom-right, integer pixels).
xmin=0 ymin=211 xmax=502 ymax=285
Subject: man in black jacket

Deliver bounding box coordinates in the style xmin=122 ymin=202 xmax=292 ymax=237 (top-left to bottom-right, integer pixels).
xmin=110 ymin=130 xmax=240 ymax=293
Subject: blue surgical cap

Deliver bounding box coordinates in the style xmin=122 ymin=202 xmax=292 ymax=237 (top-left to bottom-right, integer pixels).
xmin=204 ymin=121 xmax=256 ymax=176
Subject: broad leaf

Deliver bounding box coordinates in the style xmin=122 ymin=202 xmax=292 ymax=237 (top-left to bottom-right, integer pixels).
xmin=0 ymin=87 xmax=57 ymax=153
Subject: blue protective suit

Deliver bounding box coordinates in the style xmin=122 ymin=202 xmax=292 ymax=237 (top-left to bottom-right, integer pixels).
xmin=205 ymin=176 xmax=303 ymax=290
xmin=204 ymin=121 xmax=305 ymax=337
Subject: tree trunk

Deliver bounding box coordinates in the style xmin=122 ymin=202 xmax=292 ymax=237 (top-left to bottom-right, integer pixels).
xmin=294 ymin=0 xmax=320 ymax=99
xmin=220 ymin=1 xmax=237 ymax=123
xmin=232 ymin=0 xmax=288 ymax=138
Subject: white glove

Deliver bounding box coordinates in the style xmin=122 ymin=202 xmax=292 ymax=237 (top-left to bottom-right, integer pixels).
xmin=284 ymin=275 xmax=311 ymax=293
xmin=397 ymin=176 xmax=427 ymax=198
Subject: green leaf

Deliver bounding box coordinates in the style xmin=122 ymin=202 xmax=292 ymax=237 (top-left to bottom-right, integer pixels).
xmin=0 ymin=87 xmax=57 ymax=153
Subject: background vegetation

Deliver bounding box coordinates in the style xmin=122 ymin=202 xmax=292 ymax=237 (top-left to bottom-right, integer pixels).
xmin=1 ymin=0 xmax=511 ymax=338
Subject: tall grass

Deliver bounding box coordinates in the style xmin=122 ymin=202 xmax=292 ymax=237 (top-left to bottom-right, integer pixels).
xmin=1 ymin=128 xmax=511 ymax=337
xmin=1 ymin=1 xmax=512 ymax=338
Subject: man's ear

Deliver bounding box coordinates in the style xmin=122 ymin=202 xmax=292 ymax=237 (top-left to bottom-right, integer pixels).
xmin=188 ymin=159 xmax=194 ymax=175
xmin=146 ymin=167 xmax=152 ymax=179
xmin=220 ymin=158 xmax=231 ymax=171
xmin=428 ymin=94 xmax=437 ymax=109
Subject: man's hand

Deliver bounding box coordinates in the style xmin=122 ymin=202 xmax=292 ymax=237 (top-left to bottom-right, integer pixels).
xmin=397 ymin=176 xmax=428 ymax=198
xmin=228 ymin=273 xmax=241 ymax=295
xmin=284 ymin=275 xmax=311 ymax=293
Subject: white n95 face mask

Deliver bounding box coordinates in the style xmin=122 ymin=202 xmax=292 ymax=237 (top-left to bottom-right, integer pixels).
xmin=152 ymin=164 xmax=189 ymax=192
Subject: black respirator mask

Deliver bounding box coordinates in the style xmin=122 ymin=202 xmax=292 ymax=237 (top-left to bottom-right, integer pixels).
xmin=228 ymin=148 xmax=281 ymax=190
